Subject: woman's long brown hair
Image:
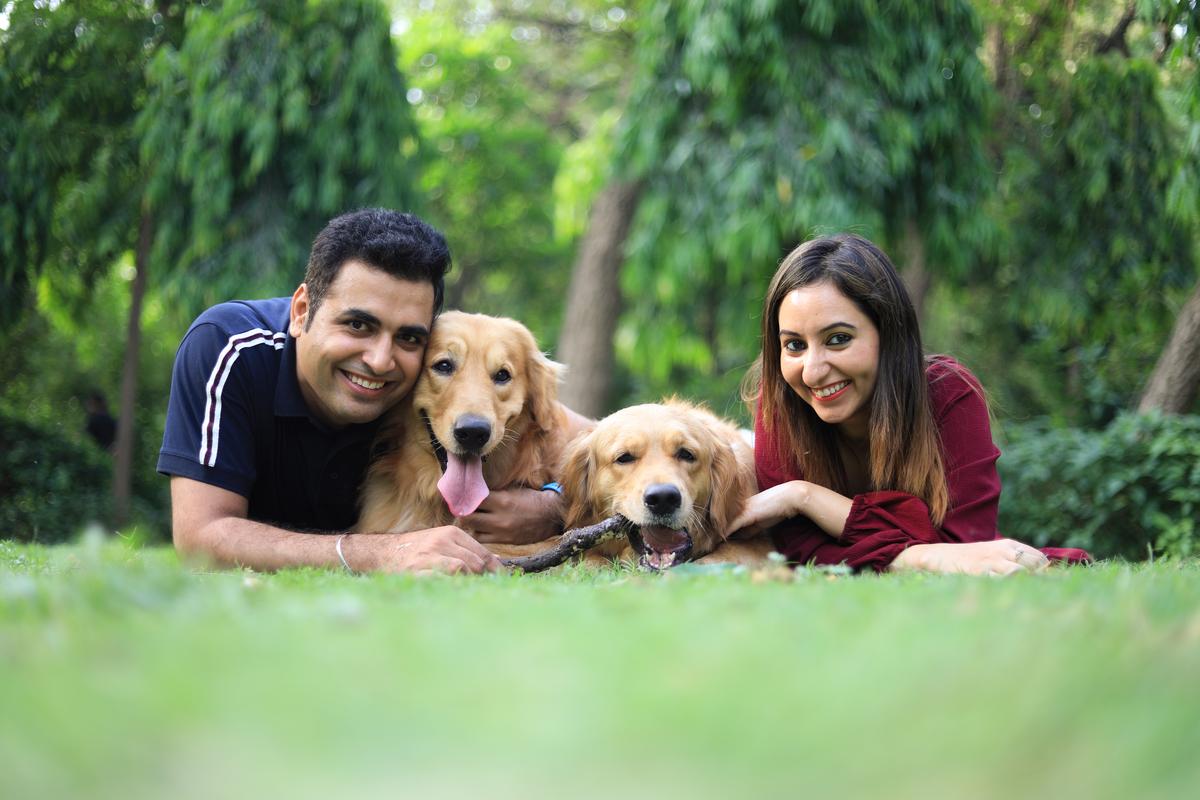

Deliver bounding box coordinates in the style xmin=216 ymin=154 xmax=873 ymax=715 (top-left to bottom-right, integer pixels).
xmin=742 ymin=234 xmax=950 ymax=524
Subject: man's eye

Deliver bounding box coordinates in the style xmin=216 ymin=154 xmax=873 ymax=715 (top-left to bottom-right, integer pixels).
xmin=828 ymin=333 xmax=851 ymax=346
xmin=493 ymin=368 xmax=512 ymax=384
xmin=431 ymin=359 xmax=455 ymax=375
xmin=676 ymin=448 xmax=696 ymax=463
xmin=348 ymin=320 xmax=366 ymax=332
xmin=615 ymin=452 xmax=636 ymax=465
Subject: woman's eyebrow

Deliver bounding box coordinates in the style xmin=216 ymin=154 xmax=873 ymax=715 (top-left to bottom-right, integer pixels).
xmin=778 ymin=322 xmax=858 ymax=337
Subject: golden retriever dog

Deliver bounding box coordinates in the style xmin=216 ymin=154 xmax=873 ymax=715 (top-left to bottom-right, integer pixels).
xmin=356 ymin=311 xmax=577 ymax=559
xmin=561 ymin=401 xmax=774 ymax=570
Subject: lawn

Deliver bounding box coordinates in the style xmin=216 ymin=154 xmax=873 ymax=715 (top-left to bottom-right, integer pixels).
xmin=2 ymin=537 xmax=1198 ymax=800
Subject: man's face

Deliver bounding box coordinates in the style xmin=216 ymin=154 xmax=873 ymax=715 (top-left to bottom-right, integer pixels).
xmin=290 ymin=260 xmax=435 ymax=428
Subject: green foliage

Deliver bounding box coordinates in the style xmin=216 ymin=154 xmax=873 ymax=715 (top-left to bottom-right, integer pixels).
xmin=392 ymin=0 xmax=633 ymax=346
xmin=614 ymin=0 xmax=994 ymax=411
xmin=946 ymin=0 xmax=1200 ymax=424
xmin=0 ymin=259 xmax=175 ymax=535
xmin=0 ymin=410 xmax=112 ymax=543
xmin=0 ymin=0 xmax=175 ymax=325
xmin=999 ymin=413 xmax=1200 ymax=559
xmin=140 ymin=0 xmax=421 ymax=307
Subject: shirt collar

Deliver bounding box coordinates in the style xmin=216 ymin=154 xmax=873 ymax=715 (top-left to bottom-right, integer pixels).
xmin=275 ymin=335 xmax=314 ymax=420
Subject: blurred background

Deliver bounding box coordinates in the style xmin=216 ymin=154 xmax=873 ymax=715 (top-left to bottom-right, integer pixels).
xmin=2 ymin=0 xmax=1198 ymax=558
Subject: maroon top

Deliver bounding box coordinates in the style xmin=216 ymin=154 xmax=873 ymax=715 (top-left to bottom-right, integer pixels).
xmin=754 ymin=356 xmax=1092 ymax=572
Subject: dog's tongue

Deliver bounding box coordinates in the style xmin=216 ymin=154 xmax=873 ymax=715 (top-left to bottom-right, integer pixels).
xmin=438 ymin=452 xmax=489 ymax=517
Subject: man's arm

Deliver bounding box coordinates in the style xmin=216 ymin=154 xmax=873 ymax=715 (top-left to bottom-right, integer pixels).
xmin=171 ymin=477 xmax=501 ymax=574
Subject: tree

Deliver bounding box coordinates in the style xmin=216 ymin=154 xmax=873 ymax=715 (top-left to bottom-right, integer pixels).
xmin=1137 ymin=1 xmax=1200 ymax=414
xmin=581 ymin=0 xmax=995 ymax=414
xmin=2 ymin=0 xmax=421 ymax=526
xmin=960 ymin=0 xmax=1200 ymax=424
xmin=391 ymin=0 xmax=635 ymax=361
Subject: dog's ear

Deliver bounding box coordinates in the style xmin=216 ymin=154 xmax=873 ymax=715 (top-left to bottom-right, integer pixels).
xmin=560 ymin=430 xmax=598 ymax=529
xmin=704 ymin=425 xmax=757 ymax=541
xmin=523 ymin=336 xmax=565 ymax=434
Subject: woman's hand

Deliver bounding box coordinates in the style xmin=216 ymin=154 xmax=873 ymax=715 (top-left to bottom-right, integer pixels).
xmin=726 ymin=481 xmax=808 ymax=538
xmin=889 ymin=538 xmax=1050 ymax=576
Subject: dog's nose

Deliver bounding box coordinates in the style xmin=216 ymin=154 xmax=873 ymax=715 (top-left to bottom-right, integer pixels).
xmin=453 ymin=415 xmax=492 ymax=453
xmin=643 ymin=483 xmax=682 ymax=516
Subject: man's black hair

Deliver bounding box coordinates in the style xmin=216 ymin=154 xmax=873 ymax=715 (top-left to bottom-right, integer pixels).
xmin=303 ymin=209 xmax=451 ymax=325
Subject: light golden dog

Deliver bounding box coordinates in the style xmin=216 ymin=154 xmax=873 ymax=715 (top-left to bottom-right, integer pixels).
xmin=356 ymin=311 xmax=576 ymax=559
xmin=561 ymin=401 xmax=774 ymax=570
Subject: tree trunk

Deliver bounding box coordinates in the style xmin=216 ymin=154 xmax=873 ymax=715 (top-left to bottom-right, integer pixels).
xmin=112 ymin=207 xmax=152 ymax=528
xmin=898 ymin=216 xmax=931 ymax=327
xmin=556 ymin=179 xmax=642 ymax=418
xmin=1138 ymin=278 xmax=1200 ymax=414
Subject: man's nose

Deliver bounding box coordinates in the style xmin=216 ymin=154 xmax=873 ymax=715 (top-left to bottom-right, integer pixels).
xmin=362 ymin=336 xmax=395 ymax=374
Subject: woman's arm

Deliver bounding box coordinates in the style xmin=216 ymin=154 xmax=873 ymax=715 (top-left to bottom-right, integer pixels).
xmin=727 ymin=480 xmax=852 ymax=539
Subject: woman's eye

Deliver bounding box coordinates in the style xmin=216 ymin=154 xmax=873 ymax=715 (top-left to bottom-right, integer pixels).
xmin=828 ymin=332 xmax=851 ymax=346
xmin=783 ymin=339 xmax=805 ymax=352
xmin=493 ymin=368 xmax=512 ymax=384
xmin=676 ymin=448 xmax=696 ymax=463
xmin=615 ymin=452 xmax=636 ymax=465
xmin=431 ymin=359 xmax=454 ymax=375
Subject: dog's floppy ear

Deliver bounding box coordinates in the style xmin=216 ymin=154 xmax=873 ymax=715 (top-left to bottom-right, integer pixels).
xmin=703 ymin=424 xmax=756 ymax=541
xmin=560 ymin=430 xmax=598 ymax=529
xmin=519 ymin=325 xmax=565 ymax=433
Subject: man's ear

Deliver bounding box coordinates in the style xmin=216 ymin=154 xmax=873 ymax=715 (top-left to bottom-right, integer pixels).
xmin=289 ymin=284 xmax=310 ymax=336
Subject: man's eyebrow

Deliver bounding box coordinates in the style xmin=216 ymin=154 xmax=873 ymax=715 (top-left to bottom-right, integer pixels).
xmin=338 ymin=308 xmax=381 ymax=326
xmin=778 ymin=322 xmax=858 ymax=337
xmin=397 ymin=324 xmax=430 ymax=340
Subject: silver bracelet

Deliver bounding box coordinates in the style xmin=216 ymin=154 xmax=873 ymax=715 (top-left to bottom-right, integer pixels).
xmin=335 ymin=534 xmax=356 ymax=574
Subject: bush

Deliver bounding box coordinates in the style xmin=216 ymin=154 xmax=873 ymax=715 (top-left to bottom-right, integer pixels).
xmin=998 ymin=412 xmax=1200 ymax=559
xmin=0 ymin=409 xmax=114 ymax=542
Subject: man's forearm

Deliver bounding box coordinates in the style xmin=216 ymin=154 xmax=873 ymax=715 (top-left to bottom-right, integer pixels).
xmin=175 ymin=516 xmax=348 ymax=572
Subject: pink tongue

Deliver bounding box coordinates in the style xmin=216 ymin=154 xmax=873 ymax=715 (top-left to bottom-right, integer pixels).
xmin=438 ymin=452 xmax=490 ymax=517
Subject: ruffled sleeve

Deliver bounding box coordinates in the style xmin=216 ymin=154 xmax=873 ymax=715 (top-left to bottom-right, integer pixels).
xmin=771 ymin=491 xmax=943 ymax=572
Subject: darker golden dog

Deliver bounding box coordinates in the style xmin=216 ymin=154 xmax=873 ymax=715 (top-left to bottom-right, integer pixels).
xmin=356 ymin=311 xmax=575 ymax=559
xmin=561 ymin=401 xmax=773 ymax=570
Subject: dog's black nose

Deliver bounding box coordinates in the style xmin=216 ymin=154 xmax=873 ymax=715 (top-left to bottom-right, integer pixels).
xmin=643 ymin=483 xmax=682 ymax=515
xmin=453 ymin=415 xmax=492 ymax=453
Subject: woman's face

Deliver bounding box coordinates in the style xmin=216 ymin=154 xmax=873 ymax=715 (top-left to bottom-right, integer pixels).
xmin=778 ymin=281 xmax=880 ymax=440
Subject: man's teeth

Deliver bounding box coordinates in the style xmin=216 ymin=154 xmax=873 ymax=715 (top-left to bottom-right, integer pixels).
xmin=815 ymin=381 xmax=849 ymax=398
xmin=346 ymin=372 xmax=385 ymax=390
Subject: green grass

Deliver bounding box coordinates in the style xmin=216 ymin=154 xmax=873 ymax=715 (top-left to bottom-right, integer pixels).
xmin=2 ymin=537 xmax=1199 ymax=800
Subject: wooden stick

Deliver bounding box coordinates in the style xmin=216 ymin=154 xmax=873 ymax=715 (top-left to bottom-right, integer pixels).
xmin=502 ymin=515 xmax=630 ymax=573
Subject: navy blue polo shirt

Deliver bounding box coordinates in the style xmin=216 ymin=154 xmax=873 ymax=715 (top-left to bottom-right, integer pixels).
xmin=157 ymin=297 xmax=383 ymax=531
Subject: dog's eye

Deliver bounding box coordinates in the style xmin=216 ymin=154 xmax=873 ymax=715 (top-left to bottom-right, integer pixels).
xmin=676 ymin=448 xmax=697 ymax=463
xmin=431 ymin=359 xmax=455 ymax=375
xmin=493 ymin=368 xmax=512 ymax=384
xmin=614 ymin=452 xmax=636 ymax=465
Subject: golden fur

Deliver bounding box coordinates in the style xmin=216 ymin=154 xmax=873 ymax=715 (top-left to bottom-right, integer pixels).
xmin=356 ymin=311 xmax=573 ymax=559
xmin=562 ymin=401 xmax=773 ymax=568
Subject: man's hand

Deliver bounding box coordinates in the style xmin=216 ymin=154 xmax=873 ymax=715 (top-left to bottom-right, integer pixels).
xmin=889 ymin=539 xmax=1050 ymax=576
xmin=344 ymin=526 xmax=502 ymax=575
xmin=459 ymin=487 xmax=564 ymax=545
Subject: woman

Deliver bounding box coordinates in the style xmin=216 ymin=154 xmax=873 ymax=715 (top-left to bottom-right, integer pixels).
xmin=729 ymin=234 xmax=1090 ymax=575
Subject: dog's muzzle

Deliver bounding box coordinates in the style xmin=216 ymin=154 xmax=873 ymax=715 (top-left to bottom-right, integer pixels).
xmin=452 ymin=414 xmax=492 ymax=455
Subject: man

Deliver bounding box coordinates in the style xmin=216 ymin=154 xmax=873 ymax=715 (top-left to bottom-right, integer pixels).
xmin=158 ymin=209 xmax=567 ymax=574
xmin=84 ymin=390 xmax=117 ymax=451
